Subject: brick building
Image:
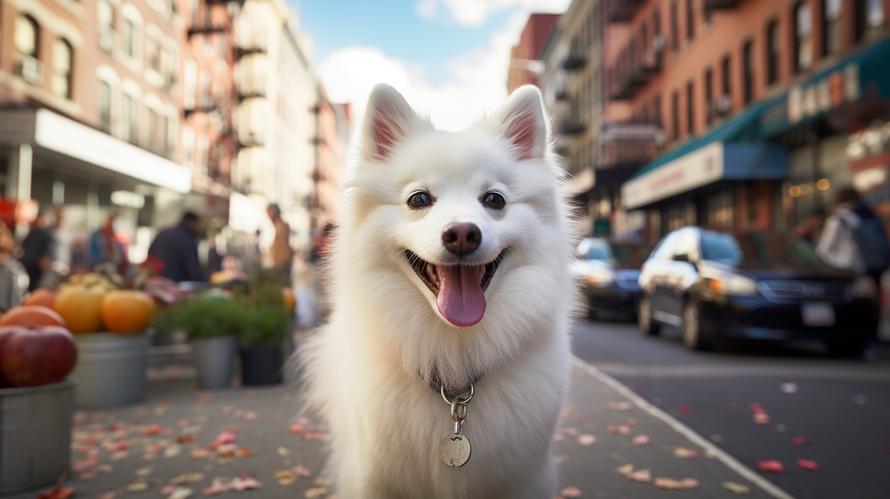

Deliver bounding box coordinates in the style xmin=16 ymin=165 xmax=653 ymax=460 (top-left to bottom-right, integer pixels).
xmin=311 ymin=97 xmax=350 ymax=232
xmin=0 ymin=0 xmax=191 ymax=260
xmin=506 ymin=13 xmax=559 ymax=92
xmin=605 ymin=0 xmax=890 ymax=239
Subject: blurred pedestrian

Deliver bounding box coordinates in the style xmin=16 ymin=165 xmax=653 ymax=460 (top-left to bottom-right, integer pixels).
xmin=0 ymin=221 xmax=25 ymax=311
xmin=794 ymin=207 xmax=827 ymax=245
xmin=267 ymin=203 xmax=293 ymax=281
xmin=89 ymin=210 xmax=128 ymax=275
xmin=19 ymin=210 xmax=54 ymax=292
xmin=147 ymin=211 xmax=206 ymax=283
xmin=817 ymin=187 xmax=890 ymax=283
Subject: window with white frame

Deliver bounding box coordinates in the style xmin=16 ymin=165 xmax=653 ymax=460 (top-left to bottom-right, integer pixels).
xmin=122 ymin=93 xmax=137 ymax=142
xmin=98 ymin=0 xmax=115 ymax=52
xmin=99 ymin=80 xmax=113 ymax=131
xmin=15 ymin=15 xmax=39 ymax=59
xmin=123 ymin=17 xmax=138 ymax=60
xmin=52 ymin=39 xmax=74 ymax=99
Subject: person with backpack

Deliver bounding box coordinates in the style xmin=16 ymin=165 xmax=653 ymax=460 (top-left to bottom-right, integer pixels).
xmin=817 ymin=187 xmax=890 ymax=284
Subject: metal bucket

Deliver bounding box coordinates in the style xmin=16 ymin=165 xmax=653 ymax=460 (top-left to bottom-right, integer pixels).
xmin=192 ymin=336 xmax=235 ymax=389
xmin=72 ymin=332 xmax=149 ymax=409
xmin=0 ymin=379 xmax=74 ymax=494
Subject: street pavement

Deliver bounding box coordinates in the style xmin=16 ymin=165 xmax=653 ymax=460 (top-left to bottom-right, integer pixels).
xmin=571 ymin=317 xmax=890 ymax=499
xmin=6 ymin=329 xmax=788 ymax=499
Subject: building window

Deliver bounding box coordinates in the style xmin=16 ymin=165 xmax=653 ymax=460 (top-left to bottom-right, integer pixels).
xmin=51 ymin=39 xmax=73 ymax=99
xmin=793 ymin=2 xmax=813 ymax=72
xmin=197 ymin=135 xmax=209 ymax=176
xmin=122 ymin=93 xmax=136 ymax=142
xmin=15 ymin=15 xmax=39 ymax=59
xmin=670 ymin=1 xmax=679 ymax=50
xmin=854 ymin=0 xmax=885 ymax=41
xmin=145 ymin=34 xmax=159 ymax=72
xmin=653 ymin=94 xmax=662 ymax=128
xmin=123 ymin=18 xmax=137 ymax=59
xmin=99 ymin=81 xmax=112 ymax=131
xmin=98 ymin=0 xmax=115 ymax=51
xmin=822 ymin=0 xmax=841 ymax=56
xmin=671 ymin=90 xmax=680 ymax=141
xmin=704 ymin=67 xmax=713 ymax=126
xmin=685 ymin=0 xmax=695 ymax=41
xmin=721 ymin=54 xmax=732 ymax=99
xmin=161 ymin=114 xmax=171 ymax=156
xmin=686 ymin=80 xmax=695 ymax=136
xmin=742 ymin=39 xmax=754 ymax=105
xmin=148 ymin=108 xmax=158 ymax=150
xmin=765 ymin=19 xmax=781 ymax=85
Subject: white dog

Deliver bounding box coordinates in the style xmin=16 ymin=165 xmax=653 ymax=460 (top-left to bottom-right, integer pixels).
xmin=300 ymin=84 xmax=575 ymax=499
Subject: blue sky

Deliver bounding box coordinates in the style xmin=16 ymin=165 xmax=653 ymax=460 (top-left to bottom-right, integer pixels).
xmin=288 ymin=0 xmax=570 ymax=130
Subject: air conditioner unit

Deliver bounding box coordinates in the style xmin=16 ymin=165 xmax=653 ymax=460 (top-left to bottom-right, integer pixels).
xmin=99 ymin=30 xmax=115 ymax=52
xmin=17 ymin=56 xmax=42 ymax=85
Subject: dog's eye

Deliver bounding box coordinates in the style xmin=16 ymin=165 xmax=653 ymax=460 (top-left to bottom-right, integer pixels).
xmin=407 ymin=191 xmax=433 ymax=210
xmin=481 ymin=192 xmax=506 ymax=210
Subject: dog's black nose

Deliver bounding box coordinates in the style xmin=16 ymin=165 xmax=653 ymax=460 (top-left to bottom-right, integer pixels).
xmin=442 ymin=223 xmax=481 ymax=256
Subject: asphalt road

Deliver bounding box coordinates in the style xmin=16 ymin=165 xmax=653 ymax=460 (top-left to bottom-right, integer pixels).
xmin=571 ymin=318 xmax=890 ymax=499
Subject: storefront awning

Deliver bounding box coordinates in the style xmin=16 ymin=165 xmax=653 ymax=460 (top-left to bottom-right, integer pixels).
xmin=0 ymin=108 xmax=191 ymax=193
xmin=759 ymin=37 xmax=890 ymax=138
xmin=622 ymin=102 xmax=787 ymax=210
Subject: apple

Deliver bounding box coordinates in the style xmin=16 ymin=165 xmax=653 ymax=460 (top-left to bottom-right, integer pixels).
xmin=0 ymin=329 xmax=13 ymax=388
xmin=0 ymin=326 xmax=77 ymax=387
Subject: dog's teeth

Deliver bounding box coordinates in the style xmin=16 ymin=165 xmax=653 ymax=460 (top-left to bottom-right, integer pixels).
xmin=426 ymin=264 xmax=438 ymax=285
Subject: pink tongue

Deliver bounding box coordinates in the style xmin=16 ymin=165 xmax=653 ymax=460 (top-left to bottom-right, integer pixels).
xmin=436 ymin=265 xmax=486 ymax=327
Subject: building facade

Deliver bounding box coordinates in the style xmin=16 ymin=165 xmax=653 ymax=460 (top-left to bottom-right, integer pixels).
xmin=506 ymin=13 xmax=559 ymax=92
xmin=230 ymin=0 xmax=318 ymax=252
xmin=0 ymin=0 xmax=191 ymax=261
xmin=609 ymin=0 xmax=890 ymax=240
xmin=311 ymin=97 xmax=350 ymax=232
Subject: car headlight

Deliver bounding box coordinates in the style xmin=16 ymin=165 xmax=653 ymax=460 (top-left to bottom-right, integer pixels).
xmin=708 ymin=274 xmax=759 ymax=296
xmin=585 ymin=268 xmax=614 ymax=286
xmin=852 ymin=276 xmax=877 ymax=298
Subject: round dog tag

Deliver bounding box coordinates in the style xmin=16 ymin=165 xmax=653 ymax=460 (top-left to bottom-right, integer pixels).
xmin=439 ymin=434 xmax=472 ymax=467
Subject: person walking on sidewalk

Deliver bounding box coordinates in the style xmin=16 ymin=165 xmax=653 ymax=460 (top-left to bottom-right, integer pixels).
xmin=19 ymin=210 xmax=54 ymax=292
xmin=148 ymin=212 xmax=206 ymax=283
xmin=89 ymin=210 xmax=128 ymax=275
xmin=817 ymin=187 xmax=890 ymax=285
xmin=266 ymin=203 xmax=293 ymax=283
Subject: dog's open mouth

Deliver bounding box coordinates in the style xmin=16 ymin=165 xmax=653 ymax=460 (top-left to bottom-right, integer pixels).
xmin=405 ymin=249 xmax=506 ymax=327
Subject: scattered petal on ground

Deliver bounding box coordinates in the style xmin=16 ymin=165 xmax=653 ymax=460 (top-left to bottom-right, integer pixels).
xmin=201 ymin=478 xmax=231 ymax=495
xmin=231 ymin=474 xmax=262 ymax=491
xmin=304 ymin=487 xmax=328 ymax=498
xmin=172 ymin=472 xmax=204 ymax=485
xmin=293 ymin=465 xmax=313 ymax=478
xmin=673 ymin=446 xmax=699 ymax=459
xmin=632 ymin=435 xmax=650 ymax=446
xmin=560 ymin=486 xmax=583 ymax=497
xmin=797 ymin=459 xmax=820 ymax=471
xmin=607 ymin=401 xmax=632 ymax=411
xmin=577 ymin=434 xmax=596 ymax=446
xmin=792 ymin=436 xmax=809 ymax=446
xmin=654 ymin=477 xmax=699 ymax=490
xmin=607 ymin=425 xmax=632 ymax=435
xmin=757 ymin=460 xmax=784 ymax=473
xmin=127 ymin=480 xmax=150 ymax=492
xmin=276 ymin=469 xmax=297 ymax=485
xmin=616 ymin=464 xmax=634 ymax=476
xmin=166 ymin=487 xmax=193 ymax=499
xmin=628 ymin=469 xmax=652 ymax=483
xmin=723 ymin=481 xmax=752 ymax=494
xmin=278 ymin=446 xmax=291 ymax=456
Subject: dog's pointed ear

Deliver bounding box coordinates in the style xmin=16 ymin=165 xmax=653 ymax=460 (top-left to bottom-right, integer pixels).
xmin=362 ymin=84 xmax=417 ymax=162
xmin=497 ymin=85 xmax=548 ymax=161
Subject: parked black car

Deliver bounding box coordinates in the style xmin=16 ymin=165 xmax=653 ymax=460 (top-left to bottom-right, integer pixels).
xmin=637 ymin=227 xmax=879 ymax=356
xmin=572 ymin=238 xmax=652 ymax=319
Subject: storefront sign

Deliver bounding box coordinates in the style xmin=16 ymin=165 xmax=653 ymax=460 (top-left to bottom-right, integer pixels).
xmin=847 ymin=120 xmax=890 ymax=161
xmin=622 ymin=143 xmax=724 ymax=209
xmin=788 ymin=64 xmax=860 ymax=125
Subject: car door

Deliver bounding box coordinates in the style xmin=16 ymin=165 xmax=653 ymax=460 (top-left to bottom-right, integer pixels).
xmin=643 ymin=231 xmax=680 ymax=321
xmin=662 ymin=228 xmax=701 ymax=322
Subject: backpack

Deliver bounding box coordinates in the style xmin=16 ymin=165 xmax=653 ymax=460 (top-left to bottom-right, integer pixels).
xmin=849 ymin=216 xmax=890 ymax=273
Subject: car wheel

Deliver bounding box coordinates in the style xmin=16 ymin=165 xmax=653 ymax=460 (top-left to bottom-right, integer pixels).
xmin=638 ymin=296 xmax=660 ymax=336
xmin=681 ymin=300 xmax=711 ymax=351
xmin=825 ymin=340 xmax=868 ymax=358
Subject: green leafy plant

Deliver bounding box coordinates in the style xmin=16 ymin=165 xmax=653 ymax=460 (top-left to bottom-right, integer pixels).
xmin=153 ymin=293 xmax=246 ymax=340
xmin=237 ymin=303 xmax=290 ymax=347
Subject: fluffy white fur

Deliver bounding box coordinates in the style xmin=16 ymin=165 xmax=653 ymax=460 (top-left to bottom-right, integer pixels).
xmin=300 ymin=84 xmax=576 ymax=499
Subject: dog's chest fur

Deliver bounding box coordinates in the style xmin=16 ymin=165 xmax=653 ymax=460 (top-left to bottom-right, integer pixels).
xmin=305 ymin=321 xmax=569 ymax=499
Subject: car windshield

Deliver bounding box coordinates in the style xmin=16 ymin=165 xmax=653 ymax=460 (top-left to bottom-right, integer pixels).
xmin=577 ymin=239 xmax=651 ymax=265
xmin=700 ymin=231 xmax=830 ymax=268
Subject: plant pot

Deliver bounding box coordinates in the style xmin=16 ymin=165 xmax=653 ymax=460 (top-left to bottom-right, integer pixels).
xmin=192 ymin=336 xmax=236 ymax=389
xmin=71 ymin=332 xmax=149 ymax=409
xmin=0 ymin=379 xmax=75 ymax=494
xmin=239 ymin=344 xmax=283 ymax=386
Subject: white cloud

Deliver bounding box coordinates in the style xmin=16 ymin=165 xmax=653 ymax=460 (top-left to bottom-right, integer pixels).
xmin=419 ymin=0 xmax=568 ymax=27
xmin=317 ymin=1 xmax=570 ymax=133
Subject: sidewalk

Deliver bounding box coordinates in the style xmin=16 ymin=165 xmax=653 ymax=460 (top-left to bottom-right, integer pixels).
xmin=9 ymin=357 xmax=784 ymax=499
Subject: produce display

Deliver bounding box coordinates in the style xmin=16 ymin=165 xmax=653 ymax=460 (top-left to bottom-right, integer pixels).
xmin=101 ymin=290 xmax=155 ymax=333
xmin=0 ymin=305 xmax=67 ymax=328
xmin=22 ymin=289 xmax=56 ymax=309
xmin=55 ymin=286 xmax=106 ymax=333
xmin=0 ymin=324 xmax=77 ymax=388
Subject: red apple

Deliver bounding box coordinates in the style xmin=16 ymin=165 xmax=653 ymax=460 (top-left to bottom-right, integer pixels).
xmin=0 ymin=326 xmax=77 ymax=387
xmin=0 ymin=329 xmax=13 ymax=387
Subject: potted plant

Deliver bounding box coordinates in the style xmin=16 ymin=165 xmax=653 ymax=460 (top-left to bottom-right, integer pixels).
xmin=154 ymin=293 xmax=242 ymax=390
xmin=237 ymin=277 xmax=291 ymax=386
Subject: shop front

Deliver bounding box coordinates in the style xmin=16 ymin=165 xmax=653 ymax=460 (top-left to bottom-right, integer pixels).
xmin=622 ymin=103 xmax=788 ymax=241
xmin=0 ymin=108 xmax=192 ymax=263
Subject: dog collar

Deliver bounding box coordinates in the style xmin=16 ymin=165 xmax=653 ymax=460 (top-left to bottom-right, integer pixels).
xmin=428 ymin=371 xmax=483 ymax=399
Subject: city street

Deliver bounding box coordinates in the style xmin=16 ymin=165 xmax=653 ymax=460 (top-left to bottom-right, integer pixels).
xmin=572 ymin=317 xmax=890 ymax=499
